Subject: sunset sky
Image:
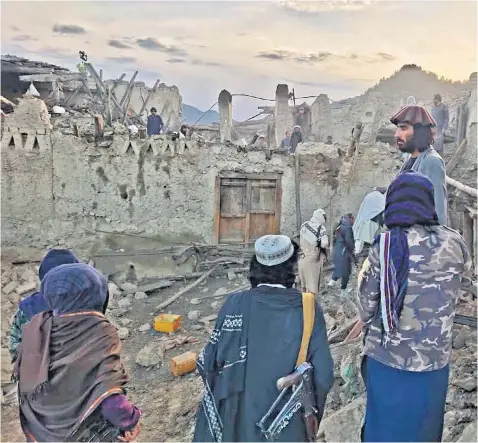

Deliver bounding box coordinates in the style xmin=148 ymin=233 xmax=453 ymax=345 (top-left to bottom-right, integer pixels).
xmin=2 ymin=0 xmax=477 ymax=119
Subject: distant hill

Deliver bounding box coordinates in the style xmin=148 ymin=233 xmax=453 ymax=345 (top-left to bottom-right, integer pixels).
xmin=182 ymin=103 xmax=220 ymax=125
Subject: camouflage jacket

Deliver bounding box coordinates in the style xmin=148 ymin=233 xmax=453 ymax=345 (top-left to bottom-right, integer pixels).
xmin=357 ymin=225 xmax=472 ymax=372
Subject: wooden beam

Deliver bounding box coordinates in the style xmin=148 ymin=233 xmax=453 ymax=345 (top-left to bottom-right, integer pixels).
xmin=110 ymin=74 xmax=126 ymax=95
xmin=446 ymin=139 xmax=467 ymax=175
xmin=19 ymin=73 xmax=84 ymax=82
xmin=446 ymin=176 xmax=478 ymax=199
xmin=137 ymin=79 xmax=160 ymax=119
xmin=119 ymin=71 xmax=138 ymax=107
xmin=63 ymin=82 xmax=84 ymax=107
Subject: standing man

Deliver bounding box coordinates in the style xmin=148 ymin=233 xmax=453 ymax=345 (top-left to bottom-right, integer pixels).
xmin=280 ymin=131 xmax=291 ymax=149
xmin=431 ymin=94 xmax=449 ymax=154
xmin=358 ymin=171 xmax=472 ymax=442
xmin=147 ymin=107 xmax=164 ymax=136
xmin=289 ymin=125 xmax=303 ymax=156
xmin=391 ymin=103 xmax=448 ymax=225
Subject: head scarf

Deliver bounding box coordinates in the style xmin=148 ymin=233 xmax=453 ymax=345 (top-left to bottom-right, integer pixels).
xmin=20 ymin=249 xmax=80 ymax=320
xmin=300 ymin=209 xmax=327 ymax=246
xmin=14 ymin=264 xmax=128 ymax=441
xmin=376 ymin=171 xmax=439 ymax=338
xmin=41 ymin=263 xmax=108 ymax=315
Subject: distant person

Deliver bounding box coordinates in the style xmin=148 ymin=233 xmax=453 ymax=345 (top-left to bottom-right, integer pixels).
xmin=298 ymin=209 xmax=329 ymax=296
xmin=431 ymin=94 xmax=449 ymax=154
xmin=325 ymin=135 xmax=333 ymax=145
xmin=147 ymin=107 xmax=164 ymax=136
xmin=328 ymin=213 xmax=356 ymax=294
xmin=358 ymin=171 xmax=472 ymax=443
xmin=391 ymin=103 xmax=448 ymax=225
xmin=280 ymin=131 xmax=291 ymax=149
xmin=294 ymin=106 xmax=306 ymax=128
xmin=289 ymin=125 xmax=303 ymax=155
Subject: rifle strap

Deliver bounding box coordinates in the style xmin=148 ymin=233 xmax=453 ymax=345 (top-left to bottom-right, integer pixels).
xmin=296 ymin=292 xmax=316 ymax=367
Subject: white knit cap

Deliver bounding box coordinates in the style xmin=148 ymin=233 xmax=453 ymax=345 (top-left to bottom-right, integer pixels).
xmin=254 ymin=235 xmax=294 ymax=266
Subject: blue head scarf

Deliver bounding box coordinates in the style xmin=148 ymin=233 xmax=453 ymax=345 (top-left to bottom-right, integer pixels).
xmin=40 ymin=263 xmax=108 ymax=315
xmin=376 ymin=170 xmax=439 ymax=335
xmin=19 ymin=249 xmax=80 ymax=320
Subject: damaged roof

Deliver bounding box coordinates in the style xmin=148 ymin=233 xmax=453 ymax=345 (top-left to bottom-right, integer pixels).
xmin=1 ymin=54 xmax=70 ymax=75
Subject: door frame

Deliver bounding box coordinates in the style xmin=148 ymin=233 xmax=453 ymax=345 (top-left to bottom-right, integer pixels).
xmin=214 ymin=171 xmax=282 ymax=244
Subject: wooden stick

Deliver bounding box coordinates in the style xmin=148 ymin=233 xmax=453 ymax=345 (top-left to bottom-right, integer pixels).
xmin=446 ymin=176 xmax=478 ymax=198
xmin=137 ymin=79 xmax=160 ymax=120
xmin=120 ymin=71 xmax=138 ymax=107
xmin=328 ymin=316 xmax=359 ymax=343
xmin=155 ymin=267 xmax=217 ymax=311
xmin=190 ymin=284 xmax=250 ymax=303
xmin=446 ymin=139 xmax=468 ymax=175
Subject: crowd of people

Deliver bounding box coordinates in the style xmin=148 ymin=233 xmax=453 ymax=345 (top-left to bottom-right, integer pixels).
xmin=7 ymin=100 xmax=473 ymax=442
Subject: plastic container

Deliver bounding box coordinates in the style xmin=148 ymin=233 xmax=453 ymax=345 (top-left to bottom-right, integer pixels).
xmin=170 ymin=351 xmax=197 ymax=376
xmin=153 ymin=314 xmax=182 ymax=333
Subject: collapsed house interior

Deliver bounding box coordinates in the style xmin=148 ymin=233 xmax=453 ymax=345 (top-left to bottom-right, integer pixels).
xmin=1 ymin=56 xmax=477 ymax=442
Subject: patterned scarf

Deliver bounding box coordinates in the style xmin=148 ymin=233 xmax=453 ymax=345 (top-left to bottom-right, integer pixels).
xmin=377 ymin=171 xmax=439 ymax=337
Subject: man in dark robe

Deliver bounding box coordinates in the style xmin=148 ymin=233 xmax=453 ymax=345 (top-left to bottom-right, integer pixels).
xmin=289 ymin=126 xmax=303 ymax=155
xmin=430 ymin=94 xmax=449 ymax=154
xmin=193 ymin=235 xmax=334 ymax=442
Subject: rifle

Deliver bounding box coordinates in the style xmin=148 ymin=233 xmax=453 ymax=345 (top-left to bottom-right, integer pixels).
xmin=256 ymin=362 xmax=319 ymax=442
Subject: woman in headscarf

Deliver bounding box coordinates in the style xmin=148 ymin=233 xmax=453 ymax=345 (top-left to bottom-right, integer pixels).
xmin=358 ymin=171 xmax=472 ymax=442
xmin=328 ymin=213 xmax=356 ymax=294
xmin=298 ymin=209 xmax=329 ymax=295
xmin=193 ymin=235 xmax=334 ymax=442
xmin=9 ymin=248 xmax=80 ymax=363
xmin=14 ymin=263 xmax=141 ymax=442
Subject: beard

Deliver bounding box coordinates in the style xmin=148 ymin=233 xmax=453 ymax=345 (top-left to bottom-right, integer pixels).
xmin=396 ymin=137 xmax=416 ymax=153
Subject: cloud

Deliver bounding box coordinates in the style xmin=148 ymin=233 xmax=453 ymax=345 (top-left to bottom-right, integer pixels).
xmin=280 ymin=0 xmax=377 ymax=13
xmin=108 ymin=39 xmax=131 ymax=49
xmin=136 ymin=37 xmax=187 ymax=56
xmin=191 ymin=60 xmax=222 ymax=67
xmin=11 ymin=35 xmax=37 ymax=42
xmin=256 ymin=49 xmax=396 ymax=65
xmin=52 ymin=24 xmax=86 ymax=35
xmin=167 ymin=58 xmax=186 ymax=64
xmin=107 ymin=56 xmax=137 ymax=64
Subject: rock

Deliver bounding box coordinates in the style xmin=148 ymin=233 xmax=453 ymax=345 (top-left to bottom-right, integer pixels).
xmin=20 ymin=269 xmax=36 ymax=282
xmin=1 ymin=348 xmax=13 ymax=384
xmin=120 ymin=318 xmax=132 ymax=326
xmin=324 ymin=313 xmax=337 ymax=331
xmin=139 ymin=323 xmax=151 ymax=332
xmin=111 ymin=308 xmax=128 ymax=317
xmin=201 ymin=288 xmax=208 ymax=293
xmin=200 ymin=314 xmax=218 ymax=324
xmin=118 ymin=298 xmax=132 ymax=309
xmin=211 ymin=301 xmax=221 ymax=309
xmin=452 ymin=377 xmax=477 ymax=392
xmin=120 ymin=282 xmax=137 ymax=293
xmin=16 ymin=282 xmax=37 ymax=295
xmin=2 ymin=281 xmax=18 ymax=295
xmin=134 ymin=291 xmax=148 ymax=300
xmin=319 ymin=396 xmax=365 ymax=442
xmin=136 ymin=280 xmax=174 ymax=293
xmin=458 ymin=421 xmax=477 ymax=442
xmin=188 ymin=310 xmax=201 ymax=321
xmin=191 ymin=324 xmax=203 ymax=331
xmin=372 ymin=160 xmax=379 ymax=165
xmin=190 ymin=298 xmax=201 ymax=305
xmin=453 ymin=330 xmax=467 ymax=350
xmin=108 ymin=282 xmax=121 ymax=298
xmin=214 ymin=287 xmax=228 ymax=297
xmin=136 ymin=344 xmax=161 ymax=367
xmin=227 ymin=271 xmax=237 ymax=281
xmin=118 ymin=327 xmax=129 ymax=339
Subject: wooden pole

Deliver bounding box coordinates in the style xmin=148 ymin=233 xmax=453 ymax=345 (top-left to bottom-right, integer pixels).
xmin=295 ymin=147 xmax=302 ymax=233
xmin=446 ymin=139 xmax=467 ymax=175
xmin=137 ymin=79 xmax=160 ymax=120
xmin=110 ymin=74 xmax=126 ymax=95
xmin=446 ymin=176 xmax=478 ymax=198
xmin=119 ymin=71 xmax=138 ymax=107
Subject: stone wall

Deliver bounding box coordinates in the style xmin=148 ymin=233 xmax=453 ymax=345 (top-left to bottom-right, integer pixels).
xmin=1 ymin=100 xmax=407 ymax=253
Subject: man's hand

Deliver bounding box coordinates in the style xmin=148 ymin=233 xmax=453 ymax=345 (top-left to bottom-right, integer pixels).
xmin=118 ymin=422 xmax=141 ymax=442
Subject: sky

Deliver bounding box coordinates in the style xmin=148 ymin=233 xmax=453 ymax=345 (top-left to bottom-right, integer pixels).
xmin=1 ymin=0 xmax=477 ymax=120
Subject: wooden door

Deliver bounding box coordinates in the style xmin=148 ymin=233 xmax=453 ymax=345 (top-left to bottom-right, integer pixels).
xmin=215 ymin=173 xmax=281 ymax=244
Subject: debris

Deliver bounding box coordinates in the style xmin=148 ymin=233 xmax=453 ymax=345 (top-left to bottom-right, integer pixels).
xmin=190 ymin=285 xmax=249 ymax=304
xmin=1 ymin=348 xmax=13 ymax=384
xmin=457 ymin=421 xmax=477 ymax=442
xmin=227 ymin=270 xmax=237 ymax=281
xmin=188 ymin=311 xmax=201 ymax=321
xmin=15 ymin=282 xmax=37 ymax=296
xmin=453 ymin=330 xmax=467 ymax=350
xmin=328 ymin=316 xmax=359 ymax=343
xmin=120 ymin=318 xmax=132 ymax=326
xmin=154 ymin=314 xmax=182 ymax=333
xmin=139 ymin=323 xmax=151 ymax=333
xmin=108 ymin=282 xmax=121 ymax=298
xmin=134 ymin=291 xmax=148 ymax=300
xmin=118 ymin=327 xmax=129 ymax=339
xmin=155 ymin=267 xmax=217 ymax=311
xmin=121 ymin=282 xmax=137 ymax=293
xmin=171 ymin=351 xmax=197 ymax=377
xmin=2 ymin=281 xmax=17 ymax=295
xmin=135 ymin=280 xmax=174 ymax=294
xmin=200 ymin=314 xmax=218 ymax=324
xmin=211 ymin=301 xmax=221 ymax=310
xmin=452 ymin=377 xmax=477 ymax=392
xmin=118 ymin=298 xmax=132 ymax=309
xmin=190 ymin=298 xmax=201 ymax=305
xmin=136 ymin=343 xmax=161 ymax=367
xmin=214 ymin=287 xmax=228 ymax=296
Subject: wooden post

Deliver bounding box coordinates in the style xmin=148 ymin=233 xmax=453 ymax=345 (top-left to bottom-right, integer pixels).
xmin=295 ymin=147 xmax=301 ymax=233
xmin=446 ymin=176 xmax=478 ymax=198
xmin=137 ymin=79 xmax=160 ymax=121
xmin=119 ymin=71 xmax=138 ymax=107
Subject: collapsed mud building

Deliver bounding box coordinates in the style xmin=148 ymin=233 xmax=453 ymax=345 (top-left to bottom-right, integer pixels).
xmin=1 ymin=57 xmax=477 ymax=441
